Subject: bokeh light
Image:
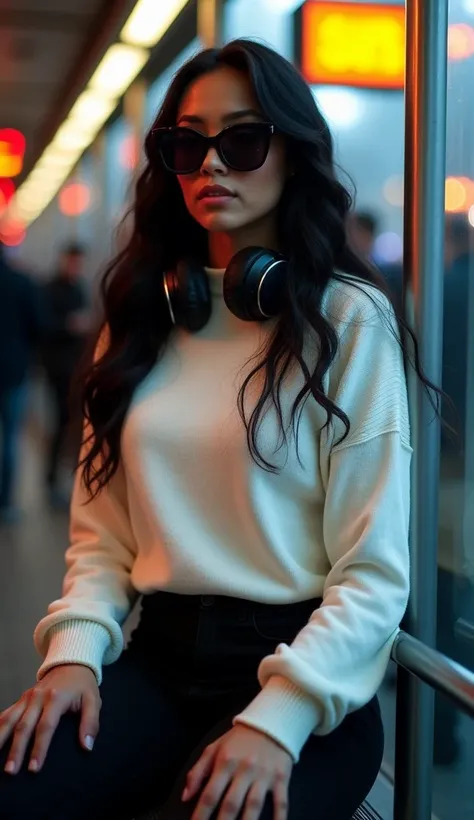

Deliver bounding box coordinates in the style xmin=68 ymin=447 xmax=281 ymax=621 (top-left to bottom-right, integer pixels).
xmin=0 ymin=129 xmax=26 ymax=178
xmin=0 ymin=178 xmax=16 ymax=218
xmin=0 ymin=217 xmax=26 ymax=246
xmin=58 ymin=182 xmax=92 ymax=217
xmin=445 ymin=177 xmax=471 ymax=212
xmin=448 ymin=23 xmax=474 ymax=60
xmin=374 ymin=231 xmax=403 ymax=264
xmin=313 ymin=87 xmax=363 ymax=128
xmin=383 ymin=175 xmax=404 ymax=208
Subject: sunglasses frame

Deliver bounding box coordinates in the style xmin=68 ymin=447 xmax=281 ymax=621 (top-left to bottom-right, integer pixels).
xmin=152 ymin=122 xmax=275 ymax=175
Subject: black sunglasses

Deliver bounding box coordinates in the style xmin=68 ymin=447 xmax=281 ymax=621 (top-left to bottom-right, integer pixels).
xmin=152 ymin=122 xmax=275 ymax=175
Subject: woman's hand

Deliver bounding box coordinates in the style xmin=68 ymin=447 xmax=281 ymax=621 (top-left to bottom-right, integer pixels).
xmin=183 ymin=724 xmax=293 ymax=820
xmin=0 ymin=665 xmax=101 ymax=775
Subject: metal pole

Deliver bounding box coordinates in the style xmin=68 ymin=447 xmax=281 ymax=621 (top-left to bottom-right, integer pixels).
xmin=394 ymin=0 xmax=449 ymax=818
xmin=198 ymin=0 xmax=224 ymax=48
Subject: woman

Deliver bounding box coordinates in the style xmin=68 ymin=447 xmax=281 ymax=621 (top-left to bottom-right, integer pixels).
xmin=0 ymin=40 xmax=427 ymax=820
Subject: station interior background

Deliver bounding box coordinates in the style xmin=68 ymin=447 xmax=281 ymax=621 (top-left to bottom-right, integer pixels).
xmin=0 ymin=1 xmax=473 ymax=818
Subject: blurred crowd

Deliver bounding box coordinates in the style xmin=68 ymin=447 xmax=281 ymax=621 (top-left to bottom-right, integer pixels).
xmin=0 ymin=240 xmax=92 ymax=522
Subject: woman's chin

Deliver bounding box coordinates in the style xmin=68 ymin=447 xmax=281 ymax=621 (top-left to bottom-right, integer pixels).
xmin=199 ymin=212 xmax=247 ymax=233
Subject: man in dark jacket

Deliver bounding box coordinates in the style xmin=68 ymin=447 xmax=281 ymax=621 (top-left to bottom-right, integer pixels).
xmin=42 ymin=242 xmax=91 ymax=507
xmin=0 ymin=242 xmax=43 ymax=522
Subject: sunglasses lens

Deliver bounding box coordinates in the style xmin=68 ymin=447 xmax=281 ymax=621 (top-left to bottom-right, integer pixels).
xmin=160 ymin=129 xmax=206 ymax=174
xmin=156 ymin=123 xmax=273 ymax=174
xmin=220 ymin=124 xmax=271 ymax=171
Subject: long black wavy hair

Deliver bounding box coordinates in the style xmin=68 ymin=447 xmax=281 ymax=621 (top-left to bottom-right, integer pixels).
xmin=80 ymin=39 xmax=438 ymax=498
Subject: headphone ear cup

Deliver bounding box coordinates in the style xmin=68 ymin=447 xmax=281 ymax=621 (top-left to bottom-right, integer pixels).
xmin=223 ymin=247 xmax=286 ymax=322
xmin=165 ymin=260 xmax=211 ymax=332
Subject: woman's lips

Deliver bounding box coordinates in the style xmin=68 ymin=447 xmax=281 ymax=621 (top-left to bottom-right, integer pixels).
xmin=197 ymin=185 xmax=236 ymax=205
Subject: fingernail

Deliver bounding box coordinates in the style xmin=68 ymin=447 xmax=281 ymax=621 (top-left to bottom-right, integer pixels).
xmin=4 ymin=760 xmax=16 ymax=774
xmin=84 ymin=735 xmax=94 ymax=751
xmin=29 ymin=759 xmax=38 ymax=773
xmin=182 ymin=787 xmax=189 ymax=801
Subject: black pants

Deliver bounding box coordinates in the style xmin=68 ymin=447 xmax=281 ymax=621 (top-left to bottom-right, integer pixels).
xmin=0 ymin=593 xmax=384 ymax=820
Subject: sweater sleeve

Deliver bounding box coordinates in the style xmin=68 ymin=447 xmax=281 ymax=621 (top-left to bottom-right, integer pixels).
xmin=34 ymin=458 xmax=139 ymax=685
xmin=234 ymin=284 xmax=411 ymax=762
xmin=34 ymin=328 xmax=138 ymax=684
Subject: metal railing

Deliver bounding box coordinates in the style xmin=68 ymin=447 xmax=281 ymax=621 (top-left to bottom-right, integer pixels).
xmin=397 ymin=0 xmax=450 ymax=814
xmin=392 ymin=631 xmax=474 ymax=719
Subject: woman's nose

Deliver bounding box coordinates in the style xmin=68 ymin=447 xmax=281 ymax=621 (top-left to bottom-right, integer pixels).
xmin=200 ymin=146 xmax=227 ymax=176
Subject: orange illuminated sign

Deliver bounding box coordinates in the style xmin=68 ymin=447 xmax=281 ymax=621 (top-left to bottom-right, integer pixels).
xmin=301 ymin=2 xmax=405 ymax=90
xmin=0 ymin=129 xmax=26 ymax=178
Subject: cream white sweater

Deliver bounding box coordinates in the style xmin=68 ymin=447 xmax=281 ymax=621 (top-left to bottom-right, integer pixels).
xmin=34 ymin=269 xmax=411 ymax=763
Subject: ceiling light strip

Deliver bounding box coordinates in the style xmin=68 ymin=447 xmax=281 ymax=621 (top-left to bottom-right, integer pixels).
xmin=9 ymin=0 xmax=188 ymax=227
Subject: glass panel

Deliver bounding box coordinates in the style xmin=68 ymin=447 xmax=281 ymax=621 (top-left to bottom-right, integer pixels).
xmin=432 ymin=0 xmax=474 ymax=814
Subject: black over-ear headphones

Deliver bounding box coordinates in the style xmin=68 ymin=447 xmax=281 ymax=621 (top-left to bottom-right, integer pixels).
xmin=163 ymin=247 xmax=287 ymax=333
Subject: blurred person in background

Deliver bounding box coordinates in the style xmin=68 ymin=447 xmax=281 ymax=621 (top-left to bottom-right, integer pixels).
xmin=0 ymin=40 xmax=441 ymax=820
xmin=0 ymin=241 xmax=43 ymax=524
xmin=346 ymin=210 xmax=378 ymax=262
xmin=347 ymin=212 xmax=405 ymax=315
xmin=42 ymin=242 xmax=91 ymax=510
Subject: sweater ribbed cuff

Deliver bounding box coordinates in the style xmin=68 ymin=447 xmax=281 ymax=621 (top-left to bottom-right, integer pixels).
xmin=36 ymin=620 xmax=111 ymax=686
xmin=233 ymin=676 xmax=321 ymax=763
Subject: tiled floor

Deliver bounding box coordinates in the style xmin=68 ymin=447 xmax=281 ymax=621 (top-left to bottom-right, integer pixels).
xmin=1 ymin=432 xmax=473 ymax=819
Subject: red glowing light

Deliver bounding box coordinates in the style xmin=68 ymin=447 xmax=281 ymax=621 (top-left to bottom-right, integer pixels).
xmin=0 ymin=178 xmax=15 ymax=203
xmin=0 ymin=218 xmax=26 ymax=246
xmin=0 ymin=179 xmax=15 ymax=218
xmin=0 ymin=129 xmax=26 ymax=178
xmin=58 ymin=182 xmax=92 ymax=217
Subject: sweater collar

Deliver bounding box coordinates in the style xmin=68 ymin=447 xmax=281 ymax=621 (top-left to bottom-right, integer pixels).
xmin=205 ymin=267 xmax=226 ymax=299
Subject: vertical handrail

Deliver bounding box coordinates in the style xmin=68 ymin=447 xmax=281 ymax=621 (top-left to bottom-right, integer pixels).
xmin=394 ymin=1 xmax=449 ymax=819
